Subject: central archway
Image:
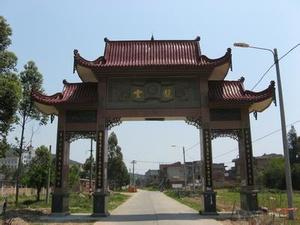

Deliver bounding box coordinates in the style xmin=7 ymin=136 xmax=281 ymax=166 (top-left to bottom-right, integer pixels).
xmin=32 ymin=37 xmax=275 ymax=216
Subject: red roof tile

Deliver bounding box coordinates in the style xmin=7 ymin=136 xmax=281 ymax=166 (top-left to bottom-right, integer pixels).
xmin=74 ymin=37 xmax=231 ymax=69
xmin=208 ymin=79 xmax=275 ymax=104
xmin=32 ymin=79 xmax=275 ymax=110
xmin=32 ymin=80 xmax=97 ymax=105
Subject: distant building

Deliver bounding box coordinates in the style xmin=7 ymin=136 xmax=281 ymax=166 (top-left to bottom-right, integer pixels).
xmin=185 ymin=161 xmax=201 ymax=186
xmin=79 ymin=178 xmax=95 ymax=192
xmin=231 ymin=153 xmax=283 ymax=182
xmin=145 ymin=169 xmax=159 ymax=186
xmin=160 ymin=162 xmax=185 ymax=186
xmin=159 ymin=161 xmax=226 ymax=188
xmin=212 ymin=163 xmax=226 ymax=188
xmin=0 ymin=149 xmax=19 ymax=169
xmin=254 ymin=153 xmax=283 ymax=172
xmin=21 ymin=145 xmax=35 ymax=165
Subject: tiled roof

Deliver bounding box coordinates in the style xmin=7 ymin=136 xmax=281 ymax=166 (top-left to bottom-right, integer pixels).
xmin=208 ymin=79 xmax=275 ymax=104
xmin=74 ymin=37 xmax=231 ymax=69
xmin=32 ymin=79 xmax=275 ymax=113
xmin=31 ymin=80 xmax=97 ymax=105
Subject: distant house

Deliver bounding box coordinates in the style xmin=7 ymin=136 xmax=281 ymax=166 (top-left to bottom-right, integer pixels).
xmin=0 ymin=149 xmax=19 ymax=169
xmin=185 ymin=161 xmax=201 ymax=186
xmin=230 ymin=153 xmax=283 ymax=182
xmin=254 ymin=153 xmax=283 ymax=172
xmin=159 ymin=162 xmax=185 ymax=186
xmin=21 ymin=145 xmax=35 ymax=165
xmin=145 ymin=169 xmax=159 ymax=186
xmin=159 ymin=161 xmax=226 ymax=188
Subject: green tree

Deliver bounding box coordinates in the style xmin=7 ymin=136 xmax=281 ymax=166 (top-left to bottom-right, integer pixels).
xmin=263 ymin=157 xmax=286 ymax=190
xmin=288 ymin=126 xmax=299 ymax=164
xmin=15 ymin=61 xmax=49 ymax=204
xmin=0 ymin=16 xmax=22 ymax=158
xmin=107 ymin=132 xmax=130 ymax=190
xmin=69 ymin=164 xmax=80 ymax=191
xmin=81 ymin=156 xmax=95 ymax=179
xmin=292 ymin=163 xmax=300 ymax=190
xmin=24 ymin=145 xmax=50 ymax=201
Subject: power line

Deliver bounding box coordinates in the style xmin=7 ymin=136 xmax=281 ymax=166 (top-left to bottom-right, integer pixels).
xmin=125 ymin=159 xmax=172 ymax=164
xmin=185 ymin=142 xmax=200 ymax=151
xmin=251 ymin=43 xmax=300 ymax=91
xmin=213 ymin=119 xmax=300 ymax=160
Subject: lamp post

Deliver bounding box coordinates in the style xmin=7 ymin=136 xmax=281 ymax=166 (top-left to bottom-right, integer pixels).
xmin=234 ymin=42 xmax=297 ymax=220
xmin=171 ymin=145 xmax=187 ymax=189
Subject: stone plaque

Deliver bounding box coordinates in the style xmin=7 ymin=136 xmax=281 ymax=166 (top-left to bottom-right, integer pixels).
xmin=107 ymin=78 xmax=200 ymax=109
xmin=210 ymin=109 xmax=241 ymax=121
xmin=66 ymin=110 xmax=97 ymax=123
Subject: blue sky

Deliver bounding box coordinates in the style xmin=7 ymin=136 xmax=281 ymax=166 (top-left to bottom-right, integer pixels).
xmin=1 ymin=0 xmax=300 ymax=174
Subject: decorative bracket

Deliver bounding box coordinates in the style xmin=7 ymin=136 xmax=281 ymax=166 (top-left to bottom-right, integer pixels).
xmin=185 ymin=117 xmax=202 ymax=129
xmin=105 ymin=117 xmax=122 ymax=130
xmin=65 ymin=131 xmax=96 ymax=143
xmin=211 ymin=129 xmax=241 ymax=141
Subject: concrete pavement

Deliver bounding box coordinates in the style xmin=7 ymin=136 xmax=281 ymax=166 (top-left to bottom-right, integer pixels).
xmin=95 ymin=190 xmax=222 ymax=225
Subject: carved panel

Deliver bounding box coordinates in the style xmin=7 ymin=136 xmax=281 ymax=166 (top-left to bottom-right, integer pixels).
xmin=185 ymin=117 xmax=202 ymax=129
xmin=65 ymin=131 xmax=96 ymax=143
xmin=95 ymin=131 xmax=104 ymax=189
xmin=107 ymin=78 xmax=201 ymax=109
xmin=243 ymin=128 xmax=254 ymax=186
xmin=105 ymin=117 xmax=122 ymax=130
xmin=55 ymin=131 xmax=64 ymax=188
xmin=211 ymin=129 xmax=241 ymax=141
xmin=203 ymin=129 xmax=213 ymax=190
xmin=210 ymin=109 xmax=241 ymax=121
xmin=66 ymin=110 xmax=97 ymax=123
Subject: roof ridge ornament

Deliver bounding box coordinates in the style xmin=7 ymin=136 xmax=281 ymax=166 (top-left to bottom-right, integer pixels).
xmin=195 ymin=36 xmax=200 ymax=41
xmin=151 ymin=34 xmax=154 ymax=41
xmin=239 ymin=76 xmax=245 ymax=82
xmin=104 ymin=37 xmax=109 ymax=42
xmin=270 ymin=80 xmax=277 ymax=106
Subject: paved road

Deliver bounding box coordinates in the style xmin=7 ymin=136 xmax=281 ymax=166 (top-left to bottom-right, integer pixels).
xmin=95 ymin=190 xmax=222 ymax=225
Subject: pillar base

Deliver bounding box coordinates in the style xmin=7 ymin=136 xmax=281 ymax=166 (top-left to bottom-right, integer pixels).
xmin=201 ymin=191 xmax=217 ymax=214
xmin=93 ymin=192 xmax=110 ymax=216
xmin=51 ymin=192 xmax=69 ymax=214
xmin=240 ymin=188 xmax=259 ymax=211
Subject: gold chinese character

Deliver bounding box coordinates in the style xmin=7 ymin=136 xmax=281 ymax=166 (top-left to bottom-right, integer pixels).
xmin=133 ymin=88 xmax=143 ymax=99
xmin=163 ymin=88 xmax=172 ymax=98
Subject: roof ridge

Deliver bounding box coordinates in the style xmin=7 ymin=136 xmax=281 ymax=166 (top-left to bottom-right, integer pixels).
xmin=104 ymin=39 xmax=200 ymax=43
xmin=62 ymin=80 xmax=97 ymax=86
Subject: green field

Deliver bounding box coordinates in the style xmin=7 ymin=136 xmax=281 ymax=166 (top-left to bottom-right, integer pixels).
xmin=165 ymin=188 xmax=300 ymax=224
xmin=1 ymin=192 xmax=129 ymax=213
xmin=0 ymin=191 xmax=130 ymax=224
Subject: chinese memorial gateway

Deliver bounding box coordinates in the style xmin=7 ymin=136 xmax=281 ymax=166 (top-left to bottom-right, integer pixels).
xmin=32 ymin=37 xmax=275 ymax=216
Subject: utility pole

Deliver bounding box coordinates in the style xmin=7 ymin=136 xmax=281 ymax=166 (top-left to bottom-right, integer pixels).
xmin=273 ymin=48 xmax=294 ymax=219
xmin=182 ymin=146 xmax=187 ymax=189
xmin=233 ymin=42 xmax=300 ymax=220
xmin=89 ymin=138 xmax=93 ymax=190
xmin=131 ymin=160 xmax=136 ymax=187
xmin=192 ymin=163 xmax=195 ymax=192
xmin=46 ymin=145 xmax=51 ymax=204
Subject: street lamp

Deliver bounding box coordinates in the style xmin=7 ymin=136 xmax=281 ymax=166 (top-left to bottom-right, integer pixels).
xmin=171 ymin=145 xmax=187 ymax=188
xmin=234 ymin=42 xmax=297 ymax=220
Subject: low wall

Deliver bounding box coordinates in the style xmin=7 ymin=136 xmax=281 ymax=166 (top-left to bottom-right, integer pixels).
xmin=0 ymin=187 xmax=47 ymax=197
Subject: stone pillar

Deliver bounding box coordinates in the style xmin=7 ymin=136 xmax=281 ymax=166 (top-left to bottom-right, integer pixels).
xmin=239 ymin=128 xmax=258 ymax=211
xmin=51 ymin=129 xmax=70 ymax=215
xmin=200 ymin=128 xmax=217 ymax=214
xmin=92 ymin=127 xmax=110 ymax=216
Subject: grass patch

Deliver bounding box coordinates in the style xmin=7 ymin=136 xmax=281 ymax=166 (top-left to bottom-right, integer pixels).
xmin=164 ymin=190 xmax=201 ymax=211
xmin=164 ymin=188 xmax=300 ymax=221
xmin=1 ymin=191 xmax=130 ymax=214
xmin=142 ymin=186 xmax=160 ymax=191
